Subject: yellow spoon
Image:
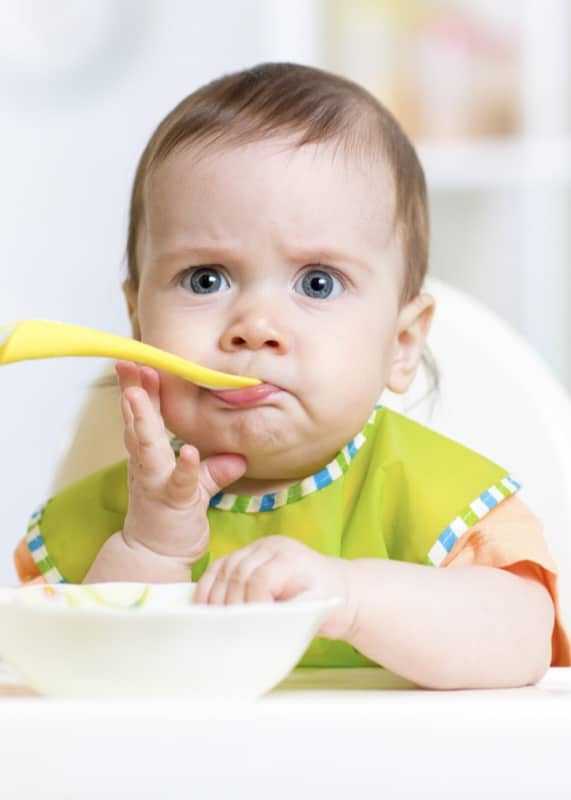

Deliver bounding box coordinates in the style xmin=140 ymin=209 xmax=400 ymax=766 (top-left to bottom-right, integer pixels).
xmin=0 ymin=320 xmax=261 ymax=390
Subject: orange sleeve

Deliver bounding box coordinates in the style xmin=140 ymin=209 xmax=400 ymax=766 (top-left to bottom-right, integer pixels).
xmin=13 ymin=536 xmax=44 ymax=585
xmin=441 ymin=494 xmax=570 ymax=667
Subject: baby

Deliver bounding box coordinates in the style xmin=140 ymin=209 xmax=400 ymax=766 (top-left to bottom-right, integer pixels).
xmin=14 ymin=63 xmax=569 ymax=688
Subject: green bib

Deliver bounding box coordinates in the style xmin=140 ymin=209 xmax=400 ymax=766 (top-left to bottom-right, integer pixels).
xmin=25 ymin=405 xmax=519 ymax=667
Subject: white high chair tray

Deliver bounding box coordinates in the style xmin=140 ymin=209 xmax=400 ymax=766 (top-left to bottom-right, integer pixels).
xmin=0 ymin=662 xmax=569 ymax=799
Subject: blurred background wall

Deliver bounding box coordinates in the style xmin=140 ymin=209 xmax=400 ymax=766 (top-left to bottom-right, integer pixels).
xmin=1 ymin=0 xmax=569 ymax=584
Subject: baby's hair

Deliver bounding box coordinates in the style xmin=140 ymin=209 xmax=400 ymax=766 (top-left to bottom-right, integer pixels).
xmin=126 ymin=62 xmax=429 ymax=306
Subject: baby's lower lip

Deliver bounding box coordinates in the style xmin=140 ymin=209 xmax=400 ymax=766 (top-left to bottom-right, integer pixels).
xmin=209 ymin=383 xmax=281 ymax=407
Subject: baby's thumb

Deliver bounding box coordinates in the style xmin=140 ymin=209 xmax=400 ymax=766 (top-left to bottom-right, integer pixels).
xmin=199 ymin=453 xmax=248 ymax=498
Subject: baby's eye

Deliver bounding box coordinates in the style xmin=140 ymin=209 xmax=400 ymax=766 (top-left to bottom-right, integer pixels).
xmin=179 ymin=266 xmax=230 ymax=294
xmin=294 ymin=268 xmax=344 ymax=300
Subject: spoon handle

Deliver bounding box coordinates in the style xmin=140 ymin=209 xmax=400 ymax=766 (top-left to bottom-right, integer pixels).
xmin=0 ymin=320 xmax=259 ymax=390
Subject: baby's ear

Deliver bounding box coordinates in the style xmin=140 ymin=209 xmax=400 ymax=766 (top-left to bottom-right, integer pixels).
xmin=387 ymin=293 xmax=435 ymax=394
xmin=122 ymin=279 xmax=141 ymax=341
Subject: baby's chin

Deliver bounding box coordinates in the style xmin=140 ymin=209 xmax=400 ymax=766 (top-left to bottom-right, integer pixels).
xmin=194 ymin=416 xmax=349 ymax=489
xmin=173 ymin=405 xmax=302 ymax=459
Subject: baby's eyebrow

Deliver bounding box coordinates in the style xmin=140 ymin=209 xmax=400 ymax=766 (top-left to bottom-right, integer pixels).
xmin=287 ymin=247 xmax=374 ymax=273
xmin=151 ymin=243 xmax=241 ymax=266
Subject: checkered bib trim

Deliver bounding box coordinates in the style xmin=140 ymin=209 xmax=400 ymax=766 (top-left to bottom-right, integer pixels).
xmin=427 ymin=476 xmax=521 ymax=567
xmin=25 ymin=504 xmax=66 ymax=584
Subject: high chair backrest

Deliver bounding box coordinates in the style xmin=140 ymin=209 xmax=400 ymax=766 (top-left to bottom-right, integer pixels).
xmin=53 ymin=277 xmax=571 ymax=623
xmin=382 ymin=277 xmax=571 ymax=624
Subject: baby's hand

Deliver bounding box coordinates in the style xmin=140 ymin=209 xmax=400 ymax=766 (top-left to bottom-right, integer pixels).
xmin=116 ymin=361 xmax=247 ymax=564
xmin=193 ymin=535 xmax=358 ymax=640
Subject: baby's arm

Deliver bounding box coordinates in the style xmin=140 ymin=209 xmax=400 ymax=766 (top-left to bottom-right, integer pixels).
xmin=192 ymin=524 xmax=557 ymax=689
xmin=342 ymin=557 xmax=554 ymax=689
xmin=84 ymin=362 xmax=247 ymax=584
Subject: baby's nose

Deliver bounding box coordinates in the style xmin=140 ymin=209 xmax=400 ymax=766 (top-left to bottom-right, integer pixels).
xmin=219 ymin=313 xmax=290 ymax=354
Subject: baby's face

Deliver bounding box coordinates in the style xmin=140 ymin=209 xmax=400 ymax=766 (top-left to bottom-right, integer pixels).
xmin=128 ymin=138 xmax=424 ymax=485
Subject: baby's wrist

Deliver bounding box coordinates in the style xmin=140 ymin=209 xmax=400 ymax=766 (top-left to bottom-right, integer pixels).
xmin=121 ymin=511 xmax=210 ymax=565
xmin=83 ymin=531 xmax=201 ymax=584
xmin=317 ymin=557 xmax=361 ymax=641
xmin=121 ymin=529 xmax=208 ymax=566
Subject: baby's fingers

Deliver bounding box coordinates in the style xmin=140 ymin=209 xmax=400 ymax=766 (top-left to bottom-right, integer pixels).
xmin=164 ymin=444 xmax=201 ymax=508
xmin=123 ymin=386 xmax=174 ymax=483
xmin=116 ymin=361 xmax=162 ymax=417
xmin=120 ymin=389 xmax=138 ymax=454
xmin=139 ymin=366 xmax=162 ymax=416
xmin=115 ymin=360 xmax=142 ymax=391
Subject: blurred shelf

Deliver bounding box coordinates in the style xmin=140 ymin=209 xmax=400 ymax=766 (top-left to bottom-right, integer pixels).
xmin=416 ymin=137 xmax=571 ymax=191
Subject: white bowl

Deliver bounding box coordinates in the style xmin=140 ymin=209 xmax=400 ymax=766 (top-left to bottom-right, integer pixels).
xmin=0 ymin=583 xmax=339 ymax=700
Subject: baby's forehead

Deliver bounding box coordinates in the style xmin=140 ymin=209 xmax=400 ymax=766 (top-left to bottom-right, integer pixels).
xmin=153 ymin=132 xmax=393 ymax=182
xmin=145 ymin=137 xmax=398 ymax=236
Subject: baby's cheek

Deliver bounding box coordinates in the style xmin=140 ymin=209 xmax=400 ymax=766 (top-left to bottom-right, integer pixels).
xmin=158 ymin=375 xmax=199 ymax=431
xmin=158 ymin=378 xmax=230 ymax=457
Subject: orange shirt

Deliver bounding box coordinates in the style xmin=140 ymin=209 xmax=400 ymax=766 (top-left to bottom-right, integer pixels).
xmin=442 ymin=494 xmax=570 ymax=666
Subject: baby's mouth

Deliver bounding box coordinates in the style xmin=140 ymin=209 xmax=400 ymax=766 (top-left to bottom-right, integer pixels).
xmin=209 ymin=383 xmax=281 ymax=408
